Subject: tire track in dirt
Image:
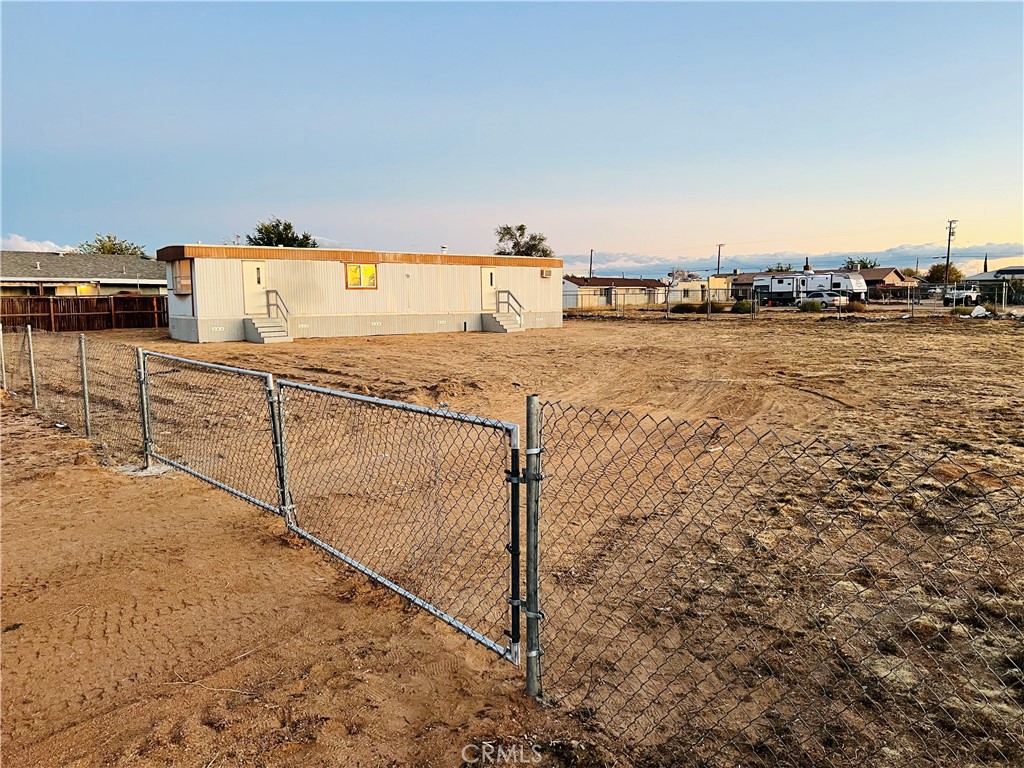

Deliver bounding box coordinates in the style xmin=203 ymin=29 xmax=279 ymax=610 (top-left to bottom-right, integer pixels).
xmin=2 ymin=404 xmax=606 ymax=767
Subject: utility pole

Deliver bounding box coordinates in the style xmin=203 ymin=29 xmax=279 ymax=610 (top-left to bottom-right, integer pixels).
xmin=715 ymin=244 xmax=725 ymax=305
xmin=589 ymin=249 xmax=594 ymax=279
xmin=943 ymin=219 xmax=957 ymax=299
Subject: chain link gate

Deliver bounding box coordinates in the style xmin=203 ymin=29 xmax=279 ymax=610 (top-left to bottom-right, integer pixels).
xmin=275 ymin=380 xmax=522 ymax=663
xmin=139 ymin=351 xmax=282 ymax=513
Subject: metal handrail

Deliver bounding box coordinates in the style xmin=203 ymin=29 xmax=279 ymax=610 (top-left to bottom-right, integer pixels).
xmin=496 ymin=290 xmax=524 ymax=326
xmin=265 ymin=289 xmax=291 ymax=334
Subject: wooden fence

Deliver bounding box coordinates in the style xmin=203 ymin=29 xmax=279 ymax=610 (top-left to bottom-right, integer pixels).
xmin=0 ymin=295 xmax=168 ymax=332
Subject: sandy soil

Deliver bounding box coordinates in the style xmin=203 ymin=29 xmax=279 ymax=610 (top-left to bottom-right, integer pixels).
xmin=100 ymin=314 xmax=1023 ymax=468
xmin=0 ymin=404 xmax=612 ymax=768
xmin=3 ymin=315 xmax=1021 ymax=766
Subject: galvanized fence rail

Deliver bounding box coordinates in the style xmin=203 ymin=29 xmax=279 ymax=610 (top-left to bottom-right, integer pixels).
xmin=535 ymin=400 xmax=1024 ymax=767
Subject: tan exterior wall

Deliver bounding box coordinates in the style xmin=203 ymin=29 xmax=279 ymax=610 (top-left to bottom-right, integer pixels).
xmin=170 ymin=256 xmax=562 ymax=342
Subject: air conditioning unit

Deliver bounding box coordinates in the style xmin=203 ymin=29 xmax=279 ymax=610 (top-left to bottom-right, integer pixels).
xmin=540 ymin=269 xmax=552 ymax=278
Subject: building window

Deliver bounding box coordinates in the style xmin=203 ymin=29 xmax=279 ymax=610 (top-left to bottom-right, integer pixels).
xmin=346 ymin=263 xmax=378 ymax=289
xmin=171 ymin=259 xmax=192 ymax=295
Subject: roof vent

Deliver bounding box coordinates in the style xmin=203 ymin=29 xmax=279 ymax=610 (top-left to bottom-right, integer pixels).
xmin=35 ymin=261 xmax=41 ymax=270
xmin=441 ymin=245 xmax=448 ymax=254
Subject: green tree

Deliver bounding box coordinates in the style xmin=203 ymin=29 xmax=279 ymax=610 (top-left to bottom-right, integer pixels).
xmin=246 ymin=216 xmax=318 ymax=248
xmin=902 ymin=267 xmax=921 ymax=277
xmin=75 ymin=233 xmax=147 ymax=257
xmin=493 ymin=224 xmax=554 ymax=258
xmin=840 ymin=256 xmax=880 ymax=270
xmin=926 ymin=262 xmax=964 ymax=284
xmin=764 ymin=262 xmax=793 ymax=273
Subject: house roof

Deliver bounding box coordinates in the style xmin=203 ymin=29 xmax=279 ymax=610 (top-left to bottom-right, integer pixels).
xmin=857 ymin=267 xmax=908 ymax=283
xmin=563 ymin=275 xmax=665 ymax=289
xmin=729 ymin=272 xmax=769 ymax=286
xmin=966 ymin=266 xmax=1024 ymax=281
xmin=1 ymin=251 xmax=166 ymax=283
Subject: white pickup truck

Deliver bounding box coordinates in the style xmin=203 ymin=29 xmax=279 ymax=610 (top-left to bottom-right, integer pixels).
xmin=943 ymin=286 xmax=981 ymax=307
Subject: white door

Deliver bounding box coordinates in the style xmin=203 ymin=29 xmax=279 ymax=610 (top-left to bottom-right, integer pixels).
xmin=242 ymin=260 xmax=268 ymax=315
xmin=481 ymin=267 xmax=497 ymax=312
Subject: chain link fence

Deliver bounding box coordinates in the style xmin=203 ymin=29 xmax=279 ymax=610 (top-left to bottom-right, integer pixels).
xmin=142 ymin=351 xmax=281 ymax=513
xmin=537 ymin=401 xmax=1024 ymax=767
xmin=277 ymin=381 xmax=520 ymax=659
xmin=25 ymin=329 xmax=86 ymax=432
xmin=83 ymin=337 xmax=144 ymax=460
xmin=1 ymin=325 xmax=33 ymax=398
xmin=0 ymin=328 xmax=521 ymax=662
xmin=4 ymin=327 xmax=1023 ymax=765
xmin=1 ymin=327 xmax=142 ymax=460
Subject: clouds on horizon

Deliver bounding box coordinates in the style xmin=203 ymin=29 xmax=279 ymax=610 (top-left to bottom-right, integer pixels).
xmin=1 ymin=233 xmax=76 ymax=253
xmin=562 ymin=242 xmax=1024 ymax=278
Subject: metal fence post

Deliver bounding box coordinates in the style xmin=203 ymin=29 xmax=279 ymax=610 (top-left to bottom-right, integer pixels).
xmin=525 ymin=394 xmax=544 ymax=697
xmin=27 ymin=324 xmax=38 ymax=409
xmin=135 ymin=348 xmax=153 ymax=468
xmin=265 ymin=377 xmax=294 ymax=526
xmin=0 ymin=322 xmax=6 ymax=391
xmin=508 ymin=428 xmax=522 ymax=666
xmin=79 ymin=334 xmax=92 ymax=437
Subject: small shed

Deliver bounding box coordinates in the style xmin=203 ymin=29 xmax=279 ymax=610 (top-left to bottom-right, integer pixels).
xmin=156 ymin=244 xmax=563 ymax=343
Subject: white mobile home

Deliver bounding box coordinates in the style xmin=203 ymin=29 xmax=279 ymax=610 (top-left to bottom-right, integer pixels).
xmin=157 ymin=244 xmax=563 ymax=343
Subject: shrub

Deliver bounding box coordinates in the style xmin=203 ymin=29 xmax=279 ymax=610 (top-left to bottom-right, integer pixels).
xmin=731 ymin=300 xmax=752 ymax=314
xmin=670 ymin=303 xmax=699 ymax=314
xmin=983 ymin=302 xmax=998 ymax=315
xmin=698 ymin=301 xmax=731 ymax=314
xmin=848 ymin=301 xmax=867 ymax=313
xmin=799 ymin=300 xmax=824 ymax=313
xmin=950 ymin=306 xmax=974 ymax=316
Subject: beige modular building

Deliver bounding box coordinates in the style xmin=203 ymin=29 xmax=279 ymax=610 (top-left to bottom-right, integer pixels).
xmin=157 ymin=244 xmax=563 ymax=343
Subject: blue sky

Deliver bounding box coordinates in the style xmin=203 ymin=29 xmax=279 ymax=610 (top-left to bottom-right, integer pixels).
xmin=3 ymin=1 xmax=1022 ymax=277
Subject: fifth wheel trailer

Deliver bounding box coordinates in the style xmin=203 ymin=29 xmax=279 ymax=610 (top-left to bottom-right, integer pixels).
xmin=752 ymin=272 xmax=868 ymax=305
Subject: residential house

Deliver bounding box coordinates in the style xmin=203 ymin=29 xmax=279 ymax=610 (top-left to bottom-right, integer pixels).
xmin=563 ymin=276 xmax=666 ymax=309
xmin=1 ymin=251 xmax=167 ymax=297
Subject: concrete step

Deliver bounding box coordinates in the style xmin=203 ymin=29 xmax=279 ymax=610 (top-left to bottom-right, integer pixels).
xmin=489 ymin=315 xmax=525 ymax=332
xmin=244 ymin=317 xmax=293 ymax=344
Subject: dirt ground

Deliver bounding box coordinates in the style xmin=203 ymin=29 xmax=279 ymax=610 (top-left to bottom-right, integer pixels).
xmin=2 ymin=315 xmax=1022 ymax=767
xmin=101 ymin=314 xmax=1023 ymax=467
xmin=1 ymin=403 xmax=612 ymax=768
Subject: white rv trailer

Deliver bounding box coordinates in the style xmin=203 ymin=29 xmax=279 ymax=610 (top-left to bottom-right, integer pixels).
xmin=806 ymin=272 xmax=868 ymax=300
xmin=752 ymin=271 xmax=867 ymax=305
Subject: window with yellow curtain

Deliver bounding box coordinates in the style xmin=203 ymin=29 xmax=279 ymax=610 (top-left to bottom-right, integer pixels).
xmin=345 ymin=263 xmax=377 ymax=289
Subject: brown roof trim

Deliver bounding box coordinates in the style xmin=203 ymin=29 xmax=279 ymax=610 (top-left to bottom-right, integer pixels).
xmin=156 ymin=244 xmax=562 ymax=269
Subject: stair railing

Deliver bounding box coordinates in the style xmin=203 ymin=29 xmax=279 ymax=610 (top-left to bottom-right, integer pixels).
xmin=496 ymin=289 xmax=524 ymax=327
xmin=265 ymin=289 xmax=291 ymax=335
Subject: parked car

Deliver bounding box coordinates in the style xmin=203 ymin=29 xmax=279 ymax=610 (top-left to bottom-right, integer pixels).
xmin=805 ymin=291 xmax=849 ymax=309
